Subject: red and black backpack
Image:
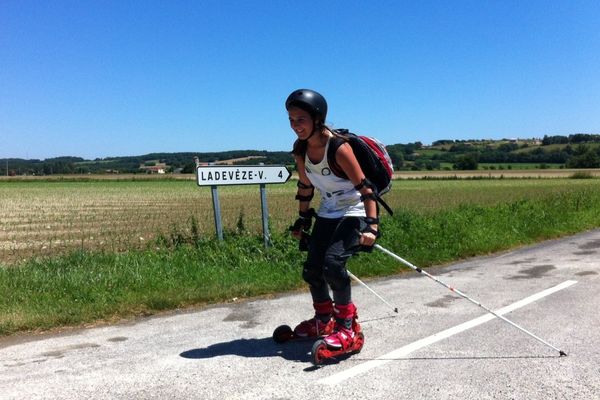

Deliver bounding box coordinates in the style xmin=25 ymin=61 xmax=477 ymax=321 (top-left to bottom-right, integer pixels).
xmin=327 ymin=129 xmax=394 ymax=215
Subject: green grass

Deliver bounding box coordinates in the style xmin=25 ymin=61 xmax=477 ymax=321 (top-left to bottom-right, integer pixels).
xmin=2 ymin=182 xmax=600 ymax=336
xmin=0 ymin=234 xmax=305 ymax=334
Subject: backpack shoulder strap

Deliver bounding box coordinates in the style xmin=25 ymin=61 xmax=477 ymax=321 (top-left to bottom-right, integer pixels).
xmin=327 ymin=135 xmax=347 ymax=178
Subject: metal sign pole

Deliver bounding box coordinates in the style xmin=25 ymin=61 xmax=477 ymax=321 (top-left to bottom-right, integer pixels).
xmin=259 ymin=183 xmax=271 ymax=247
xmin=259 ymin=162 xmax=271 ymax=247
xmin=211 ymin=185 xmax=224 ymax=241
xmin=196 ymin=158 xmax=224 ymax=241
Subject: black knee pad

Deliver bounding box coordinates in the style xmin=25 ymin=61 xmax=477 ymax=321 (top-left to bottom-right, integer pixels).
xmin=302 ymin=262 xmax=326 ymax=289
xmin=323 ymin=254 xmax=351 ymax=291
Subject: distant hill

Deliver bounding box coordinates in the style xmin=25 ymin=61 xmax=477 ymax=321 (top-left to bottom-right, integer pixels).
xmin=1 ymin=150 xmax=294 ymax=175
xmin=2 ymin=133 xmax=600 ymax=176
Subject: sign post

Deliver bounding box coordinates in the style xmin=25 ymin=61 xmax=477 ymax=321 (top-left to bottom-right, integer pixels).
xmin=196 ymin=164 xmax=292 ymax=246
xmin=211 ymin=185 xmax=224 ymax=241
xmin=259 ymin=182 xmax=270 ymax=247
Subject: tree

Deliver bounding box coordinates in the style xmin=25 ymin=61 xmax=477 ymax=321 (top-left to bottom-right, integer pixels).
xmin=498 ymin=143 xmax=519 ymax=152
xmin=542 ymin=135 xmax=569 ymax=145
xmin=182 ymin=162 xmax=196 ymax=173
xmin=387 ymin=149 xmax=404 ymax=169
xmin=570 ymin=134 xmax=600 ymax=144
xmin=432 ymin=140 xmax=454 ymax=146
xmin=566 ymin=147 xmax=600 ymax=168
xmin=453 ymin=153 xmax=479 ymax=170
xmin=449 ymin=143 xmax=473 ymax=152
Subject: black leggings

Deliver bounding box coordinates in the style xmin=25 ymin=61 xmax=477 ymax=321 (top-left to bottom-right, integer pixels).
xmin=302 ymin=216 xmax=367 ymax=305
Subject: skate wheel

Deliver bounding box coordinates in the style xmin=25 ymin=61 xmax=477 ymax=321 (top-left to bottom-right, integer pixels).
xmin=273 ymin=325 xmax=293 ymax=343
xmin=353 ymin=332 xmax=365 ymax=353
xmin=311 ymin=339 xmax=328 ymax=366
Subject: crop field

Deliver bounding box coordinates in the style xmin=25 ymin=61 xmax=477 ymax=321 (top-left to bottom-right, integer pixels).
xmin=0 ymin=180 xmax=290 ymax=264
xmin=1 ymin=176 xmax=599 ymax=265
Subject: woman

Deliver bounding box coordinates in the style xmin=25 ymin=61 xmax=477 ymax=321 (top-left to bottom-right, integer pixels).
xmin=286 ymin=88 xmax=380 ymax=351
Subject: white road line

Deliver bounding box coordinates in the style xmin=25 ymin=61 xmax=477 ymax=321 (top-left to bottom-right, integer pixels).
xmin=318 ymin=279 xmax=577 ymax=386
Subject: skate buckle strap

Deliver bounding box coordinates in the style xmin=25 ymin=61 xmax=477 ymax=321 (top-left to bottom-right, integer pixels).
xmin=324 ymin=328 xmax=355 ymax=350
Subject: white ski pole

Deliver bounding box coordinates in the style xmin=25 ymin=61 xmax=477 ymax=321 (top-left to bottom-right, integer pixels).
xmin=374 ymin=244 xmax=567 ymax=356
xmin=347 ymin=269 xmax=398 ymax=313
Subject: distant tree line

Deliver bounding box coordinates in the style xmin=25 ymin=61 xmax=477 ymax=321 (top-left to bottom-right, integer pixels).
xmin=542 ymin=134 xmax=600 ymax=145
xmin=2 ymin=151 xmax=294 ymax=175
xmin=3 ymin=135 xmax=600 ymax=175
xmin=1 ymin=157 xmax=87 ymax=176
xmin=389 ymin=137 xmax=600 ymax=170
xmin=427 ymin=144 xmax=600 ymax=169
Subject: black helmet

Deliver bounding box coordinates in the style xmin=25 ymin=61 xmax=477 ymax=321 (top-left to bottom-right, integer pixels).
xmin=285 ymin=89 xmax=327 ymax=122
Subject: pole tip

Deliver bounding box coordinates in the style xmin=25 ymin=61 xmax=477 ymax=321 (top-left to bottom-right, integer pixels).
xmin=559 ymin=350 xmax=567 ymax=357
xmin=394 ymin=308 xmax=398 ymax=313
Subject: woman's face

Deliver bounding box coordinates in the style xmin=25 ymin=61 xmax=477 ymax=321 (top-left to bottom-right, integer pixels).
xmin=288 ymin=107 xmax=314 ymax=140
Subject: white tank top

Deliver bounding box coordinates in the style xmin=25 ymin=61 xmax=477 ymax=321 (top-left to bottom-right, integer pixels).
xmin=304 ymin=138 xmax=366 ymax=218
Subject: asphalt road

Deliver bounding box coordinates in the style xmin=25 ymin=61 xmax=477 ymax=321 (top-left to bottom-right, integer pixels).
xmin=1 ymin=229 xmax=599 ymax=399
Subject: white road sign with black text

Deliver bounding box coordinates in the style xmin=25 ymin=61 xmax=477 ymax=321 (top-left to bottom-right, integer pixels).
xmin=196 ymin=165 xmax=291 ymax=186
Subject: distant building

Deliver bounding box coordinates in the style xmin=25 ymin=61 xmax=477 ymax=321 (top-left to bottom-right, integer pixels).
xmin=139 ymin=161 xmax=168 ymax=174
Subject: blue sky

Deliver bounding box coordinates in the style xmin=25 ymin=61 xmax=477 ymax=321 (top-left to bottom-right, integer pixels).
xmin=1 ymin=0 xmax=599 ymax=160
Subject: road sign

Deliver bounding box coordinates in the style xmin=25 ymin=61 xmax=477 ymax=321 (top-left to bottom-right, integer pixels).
xmin=196 ymin=165 xmax=291 ymax=186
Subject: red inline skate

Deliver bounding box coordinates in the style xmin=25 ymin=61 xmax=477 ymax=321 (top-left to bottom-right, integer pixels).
xmin=272 ymin=300 xmax=334 ymax=343
xmin=310 ymin=303 xmax=365 ymax=365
